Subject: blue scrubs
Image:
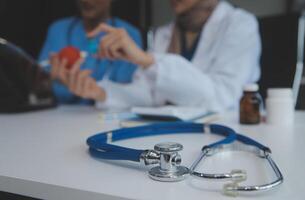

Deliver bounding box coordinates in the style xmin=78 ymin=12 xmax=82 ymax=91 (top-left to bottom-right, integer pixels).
xmin=39 ymin=17 xmax=142 ymax=104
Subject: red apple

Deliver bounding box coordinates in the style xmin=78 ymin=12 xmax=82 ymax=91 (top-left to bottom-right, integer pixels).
xmin=58 ymin=46 xmax=81 ymax=70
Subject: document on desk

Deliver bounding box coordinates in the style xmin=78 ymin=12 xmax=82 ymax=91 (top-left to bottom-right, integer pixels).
xmin=98 ymin=106 xmax=220 ymax=127
xmin=119 ymin=106 xmax=219 ymax=127
xmin=131 ymin=106 xmax=211 ymax=121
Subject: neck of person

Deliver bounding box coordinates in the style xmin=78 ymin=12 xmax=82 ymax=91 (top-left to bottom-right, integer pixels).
xmin=181 ymin=0 xmax=219 ymax=49
xmin=83 ymin=14 xmax=111 ymax=33
xmin=182 ymin=32 xmax=200 ymax=50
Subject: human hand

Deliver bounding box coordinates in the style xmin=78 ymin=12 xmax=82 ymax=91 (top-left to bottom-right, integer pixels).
xmin=49 ymin=53 xmax=84 ymax=84
xmin=87 ymin=23 xmax=154 ymax=68
xmin=66 ymin=66 xmax=106 ymax=102
xmin=49 ymin=53 xmax=69 ymax=83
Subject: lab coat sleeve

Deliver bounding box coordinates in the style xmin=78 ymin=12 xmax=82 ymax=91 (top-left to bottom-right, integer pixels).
xmin=96 ymin=70 xmax=154 ymax=110
xmin=148 ymin=15 xmax=261 ymax=111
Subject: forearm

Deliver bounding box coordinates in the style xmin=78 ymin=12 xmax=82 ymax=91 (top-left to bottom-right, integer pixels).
xmin=134 ymin=52 xmax=155 ymax=69
xmin=96 ymin=71 xmax=154 ymax=110
xmin=145 ymin=54 xmax=247 ymax=112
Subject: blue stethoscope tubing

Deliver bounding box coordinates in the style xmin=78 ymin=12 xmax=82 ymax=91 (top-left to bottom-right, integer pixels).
xmin=86 ymin=122 xmax=283 ymax=195
xmin=86 ymin=122 xmax=265 ymax=162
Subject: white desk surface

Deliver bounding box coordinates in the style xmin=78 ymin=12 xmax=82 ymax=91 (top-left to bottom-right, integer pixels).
xmin=0 ymin=106 xmax=305 ymax=200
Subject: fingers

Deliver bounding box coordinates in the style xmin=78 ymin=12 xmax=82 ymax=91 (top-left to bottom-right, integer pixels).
xmin=57 ymin=59 xmax=69 ymax=84
xmin=86 ymin=79 xmax=106 ymax=101
xmin=70 ymin=58 xmax=83 ymax=74
xmin=87 ymin=22 xmax=129 ymax=60
xmin=87 ymin=23 xmax=116 ymax=38
xmin=87 ymin=22 xmax=151 ymax=66
xmin=68 ymin=69 xmax=91 ymax=93
xmin=74 ymin=70 xmax=92 ymax=96
xmin=108 ymin=41 xmax=125 ymax=60
xmin=98 ymin=28 xmax=130 ymax=60
xmin=50 ymin=54 xmax=69 ymax=83
xmin=99 ymin=33 xmax=122 ymax=59
xmin=82 ymin=77 xmax=93 ymax=99
xmin=64 ymin=65 xmax=106 ymax=101
xmin=50 ymin=53 xmax=59 ymax=80
xmin=67 ymin=58 xmax=84 ymax=88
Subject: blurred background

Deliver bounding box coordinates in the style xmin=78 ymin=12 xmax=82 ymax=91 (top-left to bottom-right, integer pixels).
xmin=0 ymin=0 xmax=300 ymax=57
xmin=0 ymin=0 xmax=304 ymax=108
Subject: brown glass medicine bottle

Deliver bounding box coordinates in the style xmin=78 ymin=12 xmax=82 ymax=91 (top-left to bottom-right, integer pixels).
xmin=240 ymin=84 xmax=262 ymax=124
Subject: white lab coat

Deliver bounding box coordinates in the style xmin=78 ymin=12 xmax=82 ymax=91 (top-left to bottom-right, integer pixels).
xmin=97 ymin=1 xmax=261 ymax=112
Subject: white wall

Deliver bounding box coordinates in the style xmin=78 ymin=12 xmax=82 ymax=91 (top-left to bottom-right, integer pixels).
xmin=152 ymin=0 xmax=288 ymax=27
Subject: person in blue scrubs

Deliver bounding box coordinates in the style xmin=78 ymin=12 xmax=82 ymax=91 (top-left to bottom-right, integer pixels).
xmin=39 ymin=0 xmax=142 ymax=105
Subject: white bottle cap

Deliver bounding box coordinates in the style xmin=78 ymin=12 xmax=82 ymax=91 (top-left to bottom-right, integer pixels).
xmin=243 ymin=84 xmax=259 ymax=92
xmin=267 ymin=88 xmax=293 ymax=98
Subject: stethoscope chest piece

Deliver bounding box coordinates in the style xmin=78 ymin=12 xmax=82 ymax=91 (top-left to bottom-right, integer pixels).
xmin=148 ymin=142 xmax=190 ymax=182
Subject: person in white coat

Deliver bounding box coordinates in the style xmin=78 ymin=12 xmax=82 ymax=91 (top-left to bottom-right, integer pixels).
xmin=69 ymin=0 xmax=261 ymax=112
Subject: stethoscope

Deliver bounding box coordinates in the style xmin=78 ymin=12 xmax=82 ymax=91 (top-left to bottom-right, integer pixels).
xmin=87 ymin=122 xmax=283 ymax=196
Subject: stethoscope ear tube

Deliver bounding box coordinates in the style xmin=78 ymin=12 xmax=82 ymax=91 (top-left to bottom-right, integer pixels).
xmin=190 ymin=133 xmax=284 ymax=196
xmin=222 ymin=154 xmax=283 ymax=197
